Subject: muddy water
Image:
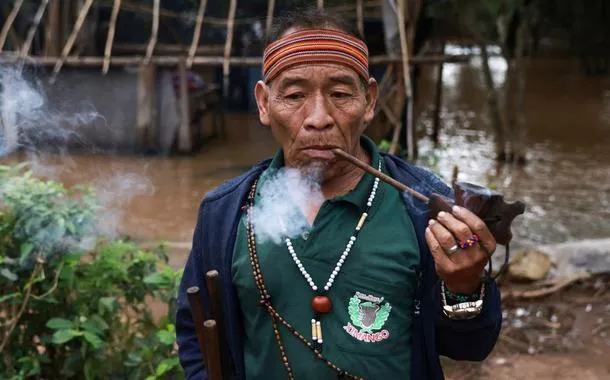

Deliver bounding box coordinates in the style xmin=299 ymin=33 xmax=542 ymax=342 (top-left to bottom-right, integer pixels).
xmin=3 ymin=53 xmax=609 ymax=267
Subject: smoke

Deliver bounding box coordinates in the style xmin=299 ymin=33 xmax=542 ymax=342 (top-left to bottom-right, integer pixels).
xmin=92 ymin=173 xmax=155 ymax=240
xmin=0 ymin=64 xmax=156 ymax=253
xmin=0 ymin=66 xmax=105 ymax=156
xmin=250 ymin=166 xmax=325 ymax=245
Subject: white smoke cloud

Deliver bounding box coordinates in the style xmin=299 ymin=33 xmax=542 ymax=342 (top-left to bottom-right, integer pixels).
xmin=250 ymin=166 xmax=325 ymax=245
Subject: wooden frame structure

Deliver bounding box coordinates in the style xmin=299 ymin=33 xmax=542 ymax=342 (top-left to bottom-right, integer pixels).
xmin=0 ymin=0 xmax=468 ymax=156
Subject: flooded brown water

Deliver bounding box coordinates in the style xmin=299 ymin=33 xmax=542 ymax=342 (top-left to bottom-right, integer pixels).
xmin=3 ymin=52 xmax=609 ymax=267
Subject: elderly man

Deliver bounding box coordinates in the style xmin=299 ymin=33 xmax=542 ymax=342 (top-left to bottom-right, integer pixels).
xmin=176 ymin=8 xmax=501 ymax=380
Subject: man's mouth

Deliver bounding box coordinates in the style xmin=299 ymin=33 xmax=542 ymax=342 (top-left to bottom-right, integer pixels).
xmin=302 ymin=145 xmax=339 ymax=150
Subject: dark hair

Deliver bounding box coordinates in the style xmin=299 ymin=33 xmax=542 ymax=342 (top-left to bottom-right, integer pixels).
xmin=265 ymin=6 xmax=362 ymax=48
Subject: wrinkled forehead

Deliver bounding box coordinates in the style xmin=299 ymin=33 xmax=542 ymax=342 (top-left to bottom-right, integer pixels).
xmin=271 ymin=63 xmax=362 ymax=90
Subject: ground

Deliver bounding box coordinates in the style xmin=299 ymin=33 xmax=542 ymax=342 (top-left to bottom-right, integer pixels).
xmin=445 ymin=278 xmax=610 ymax=380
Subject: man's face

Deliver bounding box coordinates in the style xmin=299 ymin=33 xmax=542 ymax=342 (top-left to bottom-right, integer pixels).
xmin=255 ymin=62 xmax=378 ymax=173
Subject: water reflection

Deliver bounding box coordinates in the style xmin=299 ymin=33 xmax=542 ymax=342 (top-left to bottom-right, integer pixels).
xmin=2 ymin=54 xmax=609 ymax=254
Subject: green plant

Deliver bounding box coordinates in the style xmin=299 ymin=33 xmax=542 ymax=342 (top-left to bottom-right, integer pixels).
xmin=0 ymin=165 xmax=183 ymax=379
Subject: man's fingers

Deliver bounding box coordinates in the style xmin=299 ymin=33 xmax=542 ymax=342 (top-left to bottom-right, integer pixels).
xmin=427 ymin=219 xmax=457 ymax=253
xmin=425 ymin=226 xmax=454 ymax=272
xmin=436 ymin=211 xmax=473 ymax=242
xmin=451 ymin=206 xmax=497 ymax=254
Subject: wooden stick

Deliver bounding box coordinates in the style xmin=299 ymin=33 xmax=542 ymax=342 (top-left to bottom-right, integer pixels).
xmin=186 ymin=286 xmax=211 ymax=371
xmin=0 ymin=53 xmax=469 ymax=67
xmin=265 ymin=0 xmax=276 ymax=38
xmin=203 ymin=320 xmax=223 ymax=380
xmin=51 ymin=0 xmax=94 ymax=81
xmin=390 ymin=0 xmax=414 ymax=158
xmin=0 ymin=0 xmax=24 ymax=53
xmin=223 ymin=0 xmax=237 ymax=97
xmin=432 ymin=41 xmax=446 ymax=145
xmin=144 ymin=0 xmax=159 ymax=65
xmin=103 ymin=0 xmax=121 ymax=74
xmin=502 ymin=273 xmax=591 ymax=301
xmin=331 ymin=148 xmax=429 ymax=203
xmin=356 ymin=0 xmax=364 ymax=37
xmin=187 ymin=0 xmax=208 ymax=68
xmin=20 ymin=0 xmax=50 ymax=57
xmin=206 ymin=270 xmax=230 ymax=377
xmin=44 ymin=0 xmax=61 ymax=56
xmin=178 ymin=58 xmax=192 ymax=153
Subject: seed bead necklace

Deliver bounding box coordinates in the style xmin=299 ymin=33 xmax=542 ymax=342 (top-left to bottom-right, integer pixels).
xmin=285 ymin=161 xmax=381 ymax=346
xmin=244 ymin=159 xmax=381 ymax=380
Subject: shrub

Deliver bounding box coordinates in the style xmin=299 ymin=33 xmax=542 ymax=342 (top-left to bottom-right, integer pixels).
xmin=0 ymin=165 xmax=183 ymax=379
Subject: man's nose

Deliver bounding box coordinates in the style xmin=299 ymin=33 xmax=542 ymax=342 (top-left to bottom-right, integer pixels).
xmin=303 ymin=93 xmax=334 ymax=130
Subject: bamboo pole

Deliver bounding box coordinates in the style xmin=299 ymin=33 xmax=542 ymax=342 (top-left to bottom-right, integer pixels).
xmin=431 ymin=42 xmax=446 ymax=145
xmin=21 ymin=0 xmax=50 ymax=57
xmin=0 ymin=53 xmax=469 ymax=67
xmin=144 ymin=0 xmax=160 ymax=65
xmin=265 ymin=0 xmax=276 ymax=38
xmin=223 ymin=0 xmax=237 ymax=97
xmin=357 ymin=0 xmax=364 ymax=37
xmin=178 ymin=59 xmax=192 ymax=153
xmin=136 ymin=62 xmax=157 ymax=151
xmin=187 ymin=0 xmax=208 ymax=68
xmin=0 ymin=0 xmax=24 ymax=53
xmin=51 ymin=0 xmax=95 ymax=81
xmin=44 ymin=0 xmax=61 ymax=56
xmin=102 ymin=0 xmax=121 ymax=74
xmin=390 ymin=0 xmax=414 ymax=159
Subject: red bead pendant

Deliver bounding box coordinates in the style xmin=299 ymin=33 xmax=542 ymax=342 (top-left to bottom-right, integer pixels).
xmin=311 ymin=295 xmax=333 ymax=314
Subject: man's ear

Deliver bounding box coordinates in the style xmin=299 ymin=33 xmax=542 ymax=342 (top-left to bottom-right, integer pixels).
xmin=363 ymin=77 xmax=378 ymax=125
xmin=254 ymin=80 xmax=271 ymax=127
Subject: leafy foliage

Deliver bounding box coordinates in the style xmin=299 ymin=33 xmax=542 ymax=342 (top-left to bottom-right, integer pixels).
xmin=0 ymin=165 xmax=183 ymax=379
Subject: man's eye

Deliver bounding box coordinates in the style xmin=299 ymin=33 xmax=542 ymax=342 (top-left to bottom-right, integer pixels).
xmin=331 ymin=92 xmax=351 ymax=99
xmin=285 ymin=93 xmax=304 ymax=100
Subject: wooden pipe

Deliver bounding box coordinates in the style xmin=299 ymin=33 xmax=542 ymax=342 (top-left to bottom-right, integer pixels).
xmin=332 ymin=148 xmax=525 ymax=245
xmin=186 ymin=286 xmax=211 ymax=371
xmin=205 ymin=270 xmax=231 ymax=378
xmin=186 ymin=286 xmax=224 ymax=380
xmin=203 ymin=320 xmax=223 ymax=380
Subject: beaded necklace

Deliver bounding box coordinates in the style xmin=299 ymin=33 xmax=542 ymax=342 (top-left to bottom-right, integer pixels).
xmin=285 ymin=161 xmax=381 ymax=346
xmin=244 ymin=160 xmax=381 ymax=380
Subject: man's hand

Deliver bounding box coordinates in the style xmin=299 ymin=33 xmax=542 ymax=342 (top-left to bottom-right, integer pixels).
xmin=425 ymin=205 xmax=497 ymax=294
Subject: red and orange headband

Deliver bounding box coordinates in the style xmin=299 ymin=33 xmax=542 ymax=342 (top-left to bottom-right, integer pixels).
xmin=262 ymin=29 xmax=370 ymax=83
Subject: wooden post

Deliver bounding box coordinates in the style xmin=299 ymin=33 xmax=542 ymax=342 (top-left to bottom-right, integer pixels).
xmin=21 ymin=0 xmax=50 ymax=57
xmin=44 ymin=0 xmax=61 ymax=56
xmin=103 ymin=0 xmax=121 ymax=74
xmin=144 ymin=0 xmax=160 ymax=65
xmin=187 ymin=0 xmax=208 ymax=68
xmin=265 ymin=0 xmax=276 ymax=38
xmin=223 ymin=0 xmax=237 ymax=98
xmin=177 ymin=59 xmax=192 ymax=153
xmin=390 ymin=0 xmax=414 ymax=160
xmin=136 ymin=63 xmax=157 ymax=152
xmin=0 ymin=0 xmax=24 ymax=53
xmin=356 ymin=0 xmax=364 ymax=37
xmin=431 ymin=42 xmax=445 ymax=146
xmin=51 ymin=0 xmax=94 ymax=82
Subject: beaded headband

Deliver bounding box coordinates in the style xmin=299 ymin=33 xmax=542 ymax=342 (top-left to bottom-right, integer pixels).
xmin=262 ymin=29 xmax=370 ymax=83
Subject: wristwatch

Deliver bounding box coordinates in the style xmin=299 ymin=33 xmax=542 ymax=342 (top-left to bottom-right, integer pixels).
xmin=440 ymin=281 xmax=485 ymax=320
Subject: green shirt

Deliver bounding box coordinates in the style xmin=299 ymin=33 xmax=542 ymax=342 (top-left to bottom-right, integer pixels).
xmin=232 ymin=137 xmax=420 ymax=379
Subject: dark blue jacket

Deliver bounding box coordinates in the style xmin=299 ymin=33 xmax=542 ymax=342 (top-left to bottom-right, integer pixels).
xmin=176 ymin=153 xmax=502 ymax=379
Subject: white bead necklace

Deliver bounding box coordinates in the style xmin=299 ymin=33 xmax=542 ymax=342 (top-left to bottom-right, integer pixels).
xmin=285 ymin=160 xmax=382 ymax=293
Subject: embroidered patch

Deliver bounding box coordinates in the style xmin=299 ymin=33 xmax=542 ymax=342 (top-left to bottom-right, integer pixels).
xmin=344 ymin=291 xmax=391 ymax=342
